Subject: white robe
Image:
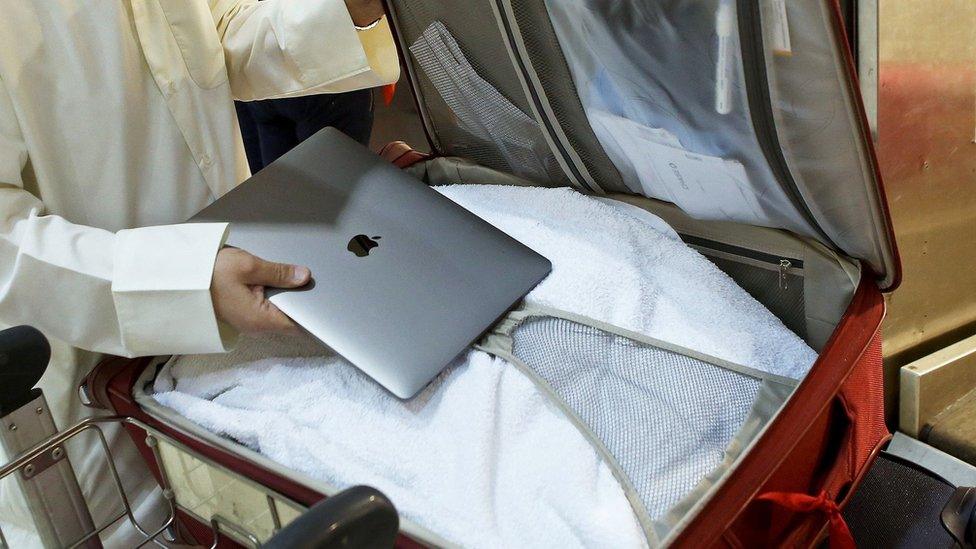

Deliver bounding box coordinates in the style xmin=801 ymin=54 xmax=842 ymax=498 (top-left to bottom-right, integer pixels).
xmin=0 ymin=1 xmax=398 ymax=545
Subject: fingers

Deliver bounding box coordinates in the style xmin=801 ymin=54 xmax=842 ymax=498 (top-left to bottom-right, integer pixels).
xmin=238 ymin=305 xmax=302 ymax=336
xmin=232 ymin=286 xmax=301 ymax=336
xmin=212 ymin=248 xmax=309 ymax=336
xmin=258 ymin=299 xmax=304 ymax=336
xmin=242 ymin=256 xmax=311 ymax=289
xmin=247 ymin=286 xmax=302 ymax=334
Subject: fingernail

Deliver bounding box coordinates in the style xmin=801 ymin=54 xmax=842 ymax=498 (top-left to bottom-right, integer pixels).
xmin=291 ymin=266 xmax=310 ymax=285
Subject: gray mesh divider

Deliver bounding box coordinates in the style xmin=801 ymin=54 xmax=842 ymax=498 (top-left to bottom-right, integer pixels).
xmin=409 ymin=22 xmax=554 ymax=180
xmin=511 ymin=316 xmax=762 ymax=521
xmin=700 ymin=255 xmax=806 ymax=341
xmin=389 ymin=1 xmax=568 ymax=184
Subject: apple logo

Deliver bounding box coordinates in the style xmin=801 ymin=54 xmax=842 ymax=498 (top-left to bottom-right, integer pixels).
xmin=347 ymin=234 xmax=381 ymax=257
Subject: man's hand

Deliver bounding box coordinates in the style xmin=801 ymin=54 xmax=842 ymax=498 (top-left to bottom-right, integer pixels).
xmin=344 ymin=0 xmax=385 ymax=27
xmin=211 ymin=248 xmax=311 ymax=336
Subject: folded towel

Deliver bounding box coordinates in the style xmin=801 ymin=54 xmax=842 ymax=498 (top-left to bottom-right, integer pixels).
xmin=155 ymin=185 xmax=816 ymax=548
xmin=436 ymin=185 xmax=816 ymax=378
xmin=157 ymin=343 xmax=646 ymax=548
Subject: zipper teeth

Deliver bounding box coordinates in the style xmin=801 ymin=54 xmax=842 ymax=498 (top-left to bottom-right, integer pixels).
xmin=735 ymin=0 xmax=833 ymax=245
xmin=681 ymin=234 xmax=803 ymax=269
xmin=491 ymin=0 xmax=595 ymax=193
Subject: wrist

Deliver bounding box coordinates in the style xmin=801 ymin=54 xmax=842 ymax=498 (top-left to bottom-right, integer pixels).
xmin=355 ymin=16 xmax=383 ymax=31
xmin=346 ymin=0 xmax=385 ymax=28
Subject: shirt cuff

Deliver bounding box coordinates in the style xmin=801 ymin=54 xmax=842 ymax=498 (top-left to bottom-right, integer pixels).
xmin=354 ymin=17 xmax=400 ymax=87
xmin=112 ymin=223 xmax=237 ymax=356
xmin=272 ymin=1 xmax=399 ymax=93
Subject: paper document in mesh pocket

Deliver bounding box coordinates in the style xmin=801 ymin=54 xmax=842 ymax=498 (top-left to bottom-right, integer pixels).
xmin=511 ymin=317 xmax=762 ymax=520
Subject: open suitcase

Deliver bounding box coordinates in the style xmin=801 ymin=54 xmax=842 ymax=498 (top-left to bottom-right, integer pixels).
xmin=4 ymin=0 xmax=902 ymax=547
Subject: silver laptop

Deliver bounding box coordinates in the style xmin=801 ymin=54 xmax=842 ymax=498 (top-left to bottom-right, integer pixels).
xmin=191 ymin=128 xmax=551 ymax=398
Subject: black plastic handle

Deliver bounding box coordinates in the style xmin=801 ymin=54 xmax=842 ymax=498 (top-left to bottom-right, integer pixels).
xmin=265 ymin=486 xmax=399 ymax=549
xmin=0 ymin=326 xmax=51 ymax=416
xmin=943 ymin=486 xmax=976 ymax=547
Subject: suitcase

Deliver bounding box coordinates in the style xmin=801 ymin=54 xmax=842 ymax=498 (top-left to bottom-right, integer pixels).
xmin=73 ymin=0 xmax=900 ymax=546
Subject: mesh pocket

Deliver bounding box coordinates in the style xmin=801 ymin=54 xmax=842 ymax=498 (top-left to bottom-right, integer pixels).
xmin=702 ymin=254 xmax=806 ymax=340
xmin=407 ymin=21 xmax=559 ymax=181
xmin=511 ymin=317 xmax=761 ymax=520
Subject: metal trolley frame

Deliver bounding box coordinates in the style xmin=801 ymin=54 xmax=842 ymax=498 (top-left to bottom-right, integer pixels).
xmin=0 ymin=326 xmax=398 ymax=549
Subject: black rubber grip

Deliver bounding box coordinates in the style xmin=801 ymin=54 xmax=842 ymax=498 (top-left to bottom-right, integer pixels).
xmin=942 ymin=486 xmax=976 ymax=547
xmin=0 ymin=326 xmax=51 ymax=416
xmin=265 ymin=486 xmax=399 ymax=549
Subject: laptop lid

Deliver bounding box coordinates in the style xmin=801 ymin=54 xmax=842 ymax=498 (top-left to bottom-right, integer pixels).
xmin=191 ymin=128 xmax=551 ymax=398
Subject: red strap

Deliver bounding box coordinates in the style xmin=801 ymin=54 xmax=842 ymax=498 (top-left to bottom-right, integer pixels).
xmin=381 ymin=83 xmax=397 ymax=106
xmin=756 ymin=490 xmax=856 ymax=549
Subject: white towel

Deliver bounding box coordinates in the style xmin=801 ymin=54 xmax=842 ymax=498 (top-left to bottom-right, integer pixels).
xmin=436 ymin=185 xmax=816 ymax=377
xmin=157 ymin=345 xmax=646 ymax=548
xmin=154 ymin=186 xmax=816 ymax=548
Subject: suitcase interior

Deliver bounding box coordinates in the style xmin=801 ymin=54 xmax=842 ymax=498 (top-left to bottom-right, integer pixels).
xmin=117 ymin=1 xmax=899 ymax=546
xmin=127 ymin=196 xmax=861 ymax=546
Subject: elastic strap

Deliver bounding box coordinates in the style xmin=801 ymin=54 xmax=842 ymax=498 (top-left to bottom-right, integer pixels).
xmin=756 ymin=490 xmax=855 ymax=549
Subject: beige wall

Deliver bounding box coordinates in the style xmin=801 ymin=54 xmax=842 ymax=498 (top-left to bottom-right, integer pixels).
xmin=876 ymin=1 xmax=976 ymax=417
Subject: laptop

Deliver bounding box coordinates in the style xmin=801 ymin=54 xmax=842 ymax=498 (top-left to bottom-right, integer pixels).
xmin=191 ymin=128 xmax=551 ymax=398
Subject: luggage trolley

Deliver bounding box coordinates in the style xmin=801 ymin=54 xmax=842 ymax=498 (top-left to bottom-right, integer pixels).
xmin=0 ymin=326 xmax=400 ymax=549
xmin=6 ymin=0 xmax=976 ymax=546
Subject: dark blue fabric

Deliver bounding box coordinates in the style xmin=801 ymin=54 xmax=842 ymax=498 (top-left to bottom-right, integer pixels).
xmin=236 ymin=89 xmax=374 ymax=173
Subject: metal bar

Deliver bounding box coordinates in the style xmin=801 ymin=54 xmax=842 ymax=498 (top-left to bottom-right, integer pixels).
xmin=132 ymin=515 xmax=177 ymax=549
xmin=0 ymin=417 xmax=129 ymax=479
xmin=73 ymin=421 xmax=176 ymax=549
xmin=66 ymin=511 xmax=127 ymax=549
xmin=138 ymin=435 xmax=179 ymax=549
xmin=132 ymin=418 xmax=311 ymax=539
xmin=856 ymin=0 xmax=879 ymax=139
xmin=91 ymin=425 xmax=147 ymax=537
xmin=0 ymin=416 xmax=181 ymax=549
xmin=0 ymin=393 xmax=98 ymax=548
xmin=86 ymin=422 xmax=175 ymax=549
xmin=209 ymin=515 xmax=262 ymax=549
xmin=266 ymin=495 xmax=282 ymax=532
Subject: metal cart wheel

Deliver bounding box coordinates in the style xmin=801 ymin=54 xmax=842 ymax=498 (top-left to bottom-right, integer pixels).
xmin=0 ymin=326 xmax=398 ymax=549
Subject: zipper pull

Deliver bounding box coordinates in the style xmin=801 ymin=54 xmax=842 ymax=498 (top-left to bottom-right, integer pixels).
xmin=779 ymin=259 xmax=792 ymax=290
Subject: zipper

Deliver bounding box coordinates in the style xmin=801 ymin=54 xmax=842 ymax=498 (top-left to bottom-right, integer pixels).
xmin=681 ymin=234 xmax=802 ymax=291
xmin=490 ymin=0 xmax=598 ymax=193
xmin=778 ymin=259 xmax=792 ymax=290
xmin=734 ymin=0 xmax=833 ymax=245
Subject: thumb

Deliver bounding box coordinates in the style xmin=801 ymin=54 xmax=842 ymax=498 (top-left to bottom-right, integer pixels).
xmin=246 ymin=257 xmax=311 ymax=288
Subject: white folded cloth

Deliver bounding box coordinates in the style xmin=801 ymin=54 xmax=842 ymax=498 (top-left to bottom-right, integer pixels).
xmin=154 ymin=185 xmax=816 ymax=548
xmin=437 ymin=185 xmax=816 ymax=378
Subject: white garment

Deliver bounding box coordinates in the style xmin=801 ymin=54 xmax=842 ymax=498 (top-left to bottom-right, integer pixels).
xmin=158 ymin=348 xmax=650 ymax=549
xmin=153 ymin=185 xmax=815 ymax=547
xmin=0 ymin=1 xmax=398 ymax=546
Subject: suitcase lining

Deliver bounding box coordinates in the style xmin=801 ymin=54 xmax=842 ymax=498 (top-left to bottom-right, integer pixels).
xmin=477 ymin=305 xmax=798 ymax=541
xmin=106 ymin=0 xmax=891 ymax=544
xmin=512 ymin=317 xmax=763 ymax=521
xmin=388 ymin=0 xmax=570 ymax=186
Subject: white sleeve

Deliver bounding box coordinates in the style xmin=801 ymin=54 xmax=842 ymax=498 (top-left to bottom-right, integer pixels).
xmin=211 ymin=0 xmax=400 ymax=101
xmin=0 ymin=79 xmax=234 ymax=358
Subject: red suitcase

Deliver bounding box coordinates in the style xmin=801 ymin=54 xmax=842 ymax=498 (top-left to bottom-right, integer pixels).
xmin=72 ymin=0 xmax=899 ymax=546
